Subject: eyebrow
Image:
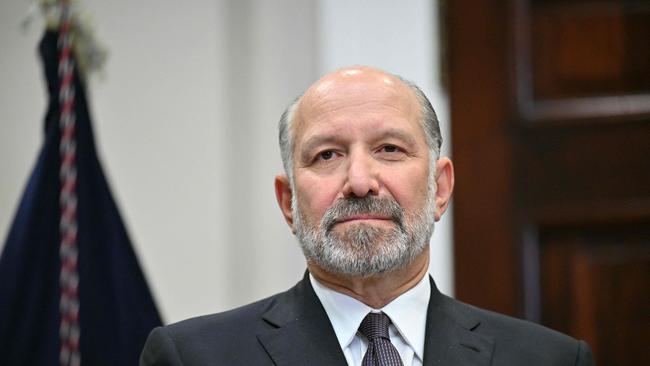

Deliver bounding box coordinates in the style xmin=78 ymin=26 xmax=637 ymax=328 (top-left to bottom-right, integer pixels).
xmin=377 ymin=128 xmax=418 ymax=147
xmin=299 ymin=135 xmax=340 ymax=162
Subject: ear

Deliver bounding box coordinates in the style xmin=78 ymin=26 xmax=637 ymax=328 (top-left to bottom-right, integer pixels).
xmin=434 ymin=157 xmax=454 ymax=221
xmin=275 ymin=174 xmax=296 ymax=233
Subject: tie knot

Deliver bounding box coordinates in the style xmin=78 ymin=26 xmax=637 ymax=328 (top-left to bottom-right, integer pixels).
xmin=359 ymin=312 xmax=392 ymax=340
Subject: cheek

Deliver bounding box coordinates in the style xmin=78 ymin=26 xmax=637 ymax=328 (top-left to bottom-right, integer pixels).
xmin=382 ymin=168 xmax=430 ymax=212
xmin=296 ymin=175 xmax=341 ymax=224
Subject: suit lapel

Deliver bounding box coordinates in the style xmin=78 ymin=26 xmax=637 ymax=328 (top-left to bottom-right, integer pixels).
xmin=257 ymin=272 xmax=347 ymax=366
xmin=423 ymin=277 xmax=494 ymax=366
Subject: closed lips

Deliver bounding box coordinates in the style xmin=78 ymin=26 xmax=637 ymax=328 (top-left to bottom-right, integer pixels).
xmin=337 ymin=215 xmax=392 ymax=223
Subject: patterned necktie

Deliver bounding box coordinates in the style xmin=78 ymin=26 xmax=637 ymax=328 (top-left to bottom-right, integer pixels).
xmin=359 ymin=312 xmax=404 ymax=366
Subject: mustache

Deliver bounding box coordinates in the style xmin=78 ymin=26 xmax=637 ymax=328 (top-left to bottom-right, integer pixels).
xmin=322 ymin=196 xmax=404 ymax=231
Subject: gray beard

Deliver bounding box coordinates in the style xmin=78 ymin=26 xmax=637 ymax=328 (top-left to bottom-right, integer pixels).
xmin=292 ymin=176 xmax=436 ymax=277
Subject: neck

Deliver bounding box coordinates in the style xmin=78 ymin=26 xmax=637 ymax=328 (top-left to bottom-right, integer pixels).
xmin=308 ymin=247 xmax=430 ymax=309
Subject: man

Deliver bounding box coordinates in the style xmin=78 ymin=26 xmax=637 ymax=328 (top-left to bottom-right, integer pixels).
xmin=140 ymin=66 xmax=595 ymax=365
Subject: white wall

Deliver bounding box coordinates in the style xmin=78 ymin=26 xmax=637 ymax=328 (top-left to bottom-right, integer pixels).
xmin=0 ymin=0 xmax=451 ymax=324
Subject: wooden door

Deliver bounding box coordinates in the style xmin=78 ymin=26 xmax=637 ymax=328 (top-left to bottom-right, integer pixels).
xmin=448 ymin=1 xmax=650 ymax=364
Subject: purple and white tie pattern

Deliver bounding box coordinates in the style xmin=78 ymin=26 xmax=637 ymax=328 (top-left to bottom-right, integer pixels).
xmin=359 ymin=312 xmax=404 ymax=366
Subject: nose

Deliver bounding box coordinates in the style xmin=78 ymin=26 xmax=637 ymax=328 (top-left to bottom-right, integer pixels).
xmin=341 ymin=151 xmax=380 ymax=198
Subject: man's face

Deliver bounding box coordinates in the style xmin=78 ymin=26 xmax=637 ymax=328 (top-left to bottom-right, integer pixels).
xmin=287 ymin=69 xmax=435 ymax=276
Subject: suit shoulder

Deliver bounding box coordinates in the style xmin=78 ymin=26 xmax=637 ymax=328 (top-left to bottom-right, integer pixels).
xmin=164 ymin=291 xmax=283 ymax=338
xmin=141 ymin=291 xmax=293 ymax=365
xmin=439 ymin=295 xmax=594 ymax=365
xmin=444 ymin=295 xmax=573 ymax=342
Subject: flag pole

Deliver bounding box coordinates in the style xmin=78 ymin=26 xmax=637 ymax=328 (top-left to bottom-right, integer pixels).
xmin=57 ymin=1 xmax=81 ymax=365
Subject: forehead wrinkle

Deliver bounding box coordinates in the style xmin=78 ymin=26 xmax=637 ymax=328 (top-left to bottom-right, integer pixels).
xmin=300 ymin=99 xmax=422 ymax=148
xmin=311 ymin=99 xmax=407 ymax=124
xmin=299 ymin=92 xmax=419 ymax=138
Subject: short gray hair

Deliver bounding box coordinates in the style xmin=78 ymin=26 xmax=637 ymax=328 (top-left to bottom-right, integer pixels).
xmin=278 ymin=74 xmax=442 ymax=182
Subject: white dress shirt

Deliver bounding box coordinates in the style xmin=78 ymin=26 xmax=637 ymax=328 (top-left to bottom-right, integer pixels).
xmin=309 ymin=271 xmax=430 ymax=366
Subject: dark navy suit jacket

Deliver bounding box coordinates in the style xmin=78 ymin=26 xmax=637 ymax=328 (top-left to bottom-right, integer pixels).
xmin=140 ymin=273 xmax=595 ymax=365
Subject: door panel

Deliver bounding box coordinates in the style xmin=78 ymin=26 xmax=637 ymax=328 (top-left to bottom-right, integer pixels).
xmin=449 ymin=1 xmax=650 ymax=364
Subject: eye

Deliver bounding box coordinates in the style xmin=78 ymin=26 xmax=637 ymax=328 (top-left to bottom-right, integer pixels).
xmin=318 ymin=150 xmax=335 ymax=160
xmin=380 ymin=145 xmax=400 ymax=153
xmin=376 ymin=144 xmax=407 ymax=161
xmin=309 ymin=149 xmax=341 ymax=166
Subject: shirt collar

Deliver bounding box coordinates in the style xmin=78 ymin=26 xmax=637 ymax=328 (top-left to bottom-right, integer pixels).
xmin=309 ymin=270 xmax=431 ymax=362
xmin=381 ymin=272 xmax=430 ymax=361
